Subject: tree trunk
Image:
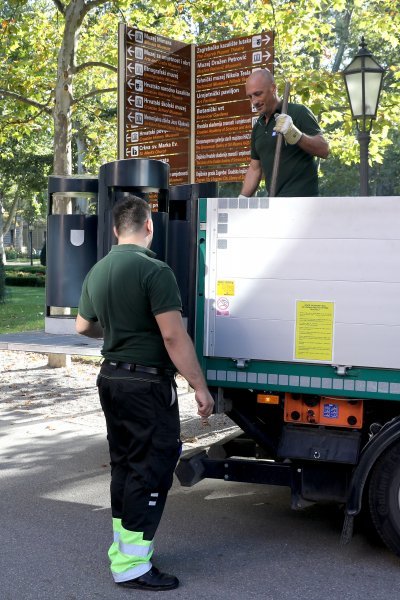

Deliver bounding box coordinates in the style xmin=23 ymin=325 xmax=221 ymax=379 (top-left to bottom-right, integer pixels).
xmin=15 ymin=217 xmax=23 ymax=252
xmin=74 ymin=120 xmax=88 ymax=174
xmin=48 ymin=2 xmax=108 ymax=365
xmin=0 ymin=197 xmax=5 ymax=263
xmin=52 ymin=1 xmax=88 ymax=217
xmin=50 ymin=2 xmax=88 ymax=347
xmin=331 ymin=4 xmax=354 ymax=73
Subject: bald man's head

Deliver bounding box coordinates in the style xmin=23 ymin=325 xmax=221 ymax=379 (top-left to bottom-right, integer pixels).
xmin=245 ymin=69 xmax=279 ymax=118
xmin=246 ymin=69 xmax=275 ymax=87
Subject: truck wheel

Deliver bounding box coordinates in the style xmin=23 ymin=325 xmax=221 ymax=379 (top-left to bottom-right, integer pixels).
xmin=368 ymin=441 xmax=400 ymax=555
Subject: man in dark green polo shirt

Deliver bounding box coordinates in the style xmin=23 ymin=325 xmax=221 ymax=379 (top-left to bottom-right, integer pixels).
xmin=76 ymin=195 xmax=214 ymax=592
xmin=240 ymin=69 xmax=329 ymax=197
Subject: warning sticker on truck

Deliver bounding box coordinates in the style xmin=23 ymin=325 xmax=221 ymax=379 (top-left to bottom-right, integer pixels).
xmin=294 ymin=300 xmax=334 ymax=362
xmin=217 ymin=280 xmax=235 ymax=296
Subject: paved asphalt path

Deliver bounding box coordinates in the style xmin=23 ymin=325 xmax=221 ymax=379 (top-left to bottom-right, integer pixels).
xmin=1 ymin=410 xmax=400 ymax=600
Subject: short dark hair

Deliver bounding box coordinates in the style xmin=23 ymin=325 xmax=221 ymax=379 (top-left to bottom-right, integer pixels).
xmin=112 ymin=195 xmax=151 ymax=235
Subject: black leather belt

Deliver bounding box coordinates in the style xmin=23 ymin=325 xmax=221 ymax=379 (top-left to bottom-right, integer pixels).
xmin=103 ymin=359 xmax=175 ymax=377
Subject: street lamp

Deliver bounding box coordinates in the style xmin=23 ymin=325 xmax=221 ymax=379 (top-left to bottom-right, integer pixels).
xmin=342 ymin=37 xmax=385 ymax=196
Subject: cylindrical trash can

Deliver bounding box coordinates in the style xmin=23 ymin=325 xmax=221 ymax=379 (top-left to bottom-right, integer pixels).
xmin=97 ymin=158 xmax=169 ymax=260
xmin=46 ymin=214 xmax=98 ymax=308
xmin=46 ymin=174 xmax=98 ymax=334
xmin=168 ymin=182 xmax=218 ymax=338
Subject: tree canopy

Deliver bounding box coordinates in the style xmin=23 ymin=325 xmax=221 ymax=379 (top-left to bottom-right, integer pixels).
xmin=0 ymin=0 xmax=399 ymax=224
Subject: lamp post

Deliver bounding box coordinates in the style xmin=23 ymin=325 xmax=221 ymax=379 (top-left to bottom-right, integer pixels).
xmin=342 ymin=37 xmax=385 ymax=196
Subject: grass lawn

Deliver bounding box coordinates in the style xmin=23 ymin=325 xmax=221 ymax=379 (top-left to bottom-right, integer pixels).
xmin=0 ymin=286 xmax=99 ymax=364
xmin=0 ymin=286 xmax=45 ymax=333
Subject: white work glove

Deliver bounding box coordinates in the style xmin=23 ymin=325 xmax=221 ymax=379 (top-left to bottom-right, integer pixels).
xmin=273 ymin=113 xmax=303 ymax=145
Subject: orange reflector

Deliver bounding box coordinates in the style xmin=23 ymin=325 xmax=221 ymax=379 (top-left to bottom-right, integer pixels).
xmin=257 ymin=394 xmax=280 ymax=404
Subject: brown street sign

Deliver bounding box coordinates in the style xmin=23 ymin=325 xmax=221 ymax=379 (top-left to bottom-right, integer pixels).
xmin=126 ymin=109 xmax=190 ymax=134
xmin=170 ymin=168 xmax=189 ymax=185
xmin=196 ymin=84 xmax=247 ymax=105
xmin=195 ymin=131 xmax=250 ymax=152
xmin=127 ymin=43 xmax=191 ymax=71
xmin=195 ymin=165 xmax=248 ymax=183
xmin=196 ymin=147 xmax=251 ymax=166
xmin=196 ymin=99 xmax=255 ymax=121
xmin=146 ymin=152 xmax=190 ymax=184
xmin=126 ymin=27 xmax=190 ymax=54
xmin=126 ymin=137 xmax=189 ymax=159
xmin=125 ymin=128 xmax=184 ymax=143
xmin=196 ymin=115 xmax=255 ymax=136
xmin=127 ymin=60 xmax=191 ymax=87
xmin=126 ymin=78 xmax=191 ymax=106
xmin=120 ymin=25 xmax=275 ymax=185
xmin=194 ymin=33 xmax=269 ymax=180
xmin=163 ymin=152 xmax=190 ymax=170
xmin=196 ymin=68 xmax=253 ymax=91
xmin=196 ymin=48 xmax=272 ymax=76
xmin=126 ymin=93 xmax=190 ymax=118
xmin=196 ymin=33 xmax=273 ymax=60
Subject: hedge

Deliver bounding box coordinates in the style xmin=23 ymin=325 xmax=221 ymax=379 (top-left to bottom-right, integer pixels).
xmin=5 ymin=265 xmax=46 ymax=287
xmin=5 ymin=275 xmax=45 ymax=287
xmin=5 ymin=265 xmax=46 ymax=274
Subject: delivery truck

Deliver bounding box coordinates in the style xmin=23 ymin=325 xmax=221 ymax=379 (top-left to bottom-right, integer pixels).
xmin=176 ymin=194 xmax=400 ymax=556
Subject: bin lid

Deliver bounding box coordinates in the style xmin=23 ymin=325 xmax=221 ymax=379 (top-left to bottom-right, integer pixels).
xmin=48 ymin=175 xmax=98 ymax=196
xmin=99 ymin=158 xmax=169 ymax=190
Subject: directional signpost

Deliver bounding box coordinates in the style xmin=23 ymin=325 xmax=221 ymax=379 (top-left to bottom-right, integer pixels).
xmin=194 ymin=33 xmax=273 ymax=183
xmin=119 ymin=24 xmax=192 ymax=185
xmin=118 ymin=25 xmax=274 ymax=185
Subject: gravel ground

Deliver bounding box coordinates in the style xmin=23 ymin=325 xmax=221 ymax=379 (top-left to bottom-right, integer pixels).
xmin=0 ymin=351 xmax=238 ymax=450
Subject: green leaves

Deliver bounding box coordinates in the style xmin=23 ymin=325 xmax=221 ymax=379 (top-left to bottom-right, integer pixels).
xmin=0 ymin=0 xmax=399 ymax=196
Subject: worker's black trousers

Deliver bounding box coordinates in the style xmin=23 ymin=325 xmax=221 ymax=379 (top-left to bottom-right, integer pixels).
xmin=97 ymin=363 xmax=181 ymax=541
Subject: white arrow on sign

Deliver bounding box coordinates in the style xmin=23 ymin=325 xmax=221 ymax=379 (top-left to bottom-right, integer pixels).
xmin=127 ymin=79 xmax=135 ymax=90
xmin=127 ymin=94 xmax=135 ymax=106
xmin=127 ymin=46 xmax=135 ymax=57
xmin=127 ymin=29 xmax=135 ymax=41
xmin=127 ymin=113 xmax=135 ymax=122
xmin=127 ymin=62 xmax=136 ymax=74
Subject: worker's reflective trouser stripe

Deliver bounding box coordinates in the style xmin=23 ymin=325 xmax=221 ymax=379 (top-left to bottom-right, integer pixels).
xmin=109 ymin=518 xmax=154 ymax=583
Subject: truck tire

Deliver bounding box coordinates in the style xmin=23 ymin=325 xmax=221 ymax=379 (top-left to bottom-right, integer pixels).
xmin=368 ymin=441 xmax=400 ymax=555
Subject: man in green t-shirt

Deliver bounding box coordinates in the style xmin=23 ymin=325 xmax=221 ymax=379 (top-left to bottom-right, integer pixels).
xmin=240 ymin=69 xmax=329 ymax=197
xmin=76 ymin=195 xmax=214 ymax=592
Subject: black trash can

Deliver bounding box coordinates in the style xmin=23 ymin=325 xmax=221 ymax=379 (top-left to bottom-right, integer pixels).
xmin=168 ymin=182 xmax=217 ymax=338
xmin=97 ymin=158 xmax=169 ymax=261
xmin=46 ymin=175 xmax=98 ymax=333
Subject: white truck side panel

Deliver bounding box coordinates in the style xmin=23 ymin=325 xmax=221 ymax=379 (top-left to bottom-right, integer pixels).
xmin=204 ymin=196 xmax=400 ymax=369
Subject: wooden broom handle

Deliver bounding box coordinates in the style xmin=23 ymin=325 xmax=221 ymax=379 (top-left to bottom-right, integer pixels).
xmin=269 ymin=81 xmax=291 ymax=198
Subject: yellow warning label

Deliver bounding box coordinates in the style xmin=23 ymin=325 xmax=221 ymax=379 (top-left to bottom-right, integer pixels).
xmin=217 ymin=280 xmax=235 ymax=296
xmin=295 ymin=300 xmax=334 ymax=362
